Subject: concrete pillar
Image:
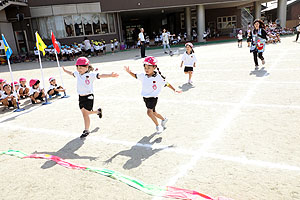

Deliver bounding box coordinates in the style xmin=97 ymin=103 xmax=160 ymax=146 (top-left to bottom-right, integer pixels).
xmin=185 ymin=7 xmax=192 ymax=41
xmin=277 ymin=0 xmax=287 ymax=28
xmin=197 ymin=5 xmax=205 ymax=42
xmin=254 ymin=1 xmax=261 ymax=19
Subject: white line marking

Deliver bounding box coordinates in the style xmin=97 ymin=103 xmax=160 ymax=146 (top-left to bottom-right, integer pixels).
xmin=1 ymin=123 xmax=300 ymax=172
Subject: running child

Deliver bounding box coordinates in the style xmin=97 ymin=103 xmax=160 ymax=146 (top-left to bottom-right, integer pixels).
xmin=180 ymin=43 xmax=197 ymax=85
xmin=0 ymin=84 xmax=17 ymax=109
xmin=19 ymin=77 xmax=29 ymax=99
xmin=124 ymin=56 xmax=181 ymax=133
xmin=29 ymin=79 xmax=46 ymax=104
xmin=47 ymin=77 xmax=65 ymax=98
xmin=62 ymin=57 xmax=119 ymax=138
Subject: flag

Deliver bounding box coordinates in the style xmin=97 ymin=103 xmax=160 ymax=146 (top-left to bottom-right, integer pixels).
xmin=1 ymin=34 xmax=13 ymax=60
xmin=36 ymin=32 xmax=47 ymax=56
xmin=51 ymin=32 xmax=60 ymax=54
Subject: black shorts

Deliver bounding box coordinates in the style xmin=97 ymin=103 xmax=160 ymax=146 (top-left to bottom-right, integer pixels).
xmin=79 ymin=94 xmax=94 ymax=111
xmin=238 ymin=39 xmax=242 ymax=42
xmin=184 ymin=66 xmax=193 ymax=72
xmin=103 ymin=47 xmax=106 ymax=51
xmin=143 ymin=97 xmax=158 ymax=112
xmin=247 ymin=38 xmax=251 ymax=42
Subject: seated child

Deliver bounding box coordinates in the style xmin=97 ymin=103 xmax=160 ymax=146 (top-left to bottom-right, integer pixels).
xmin=0 ymin=84 xmax=17 ymax=109
xmin=29 ymin=79 xmax=45 ymax=104
xmin=0 ymin=78 xmax=6 ymax=99
xmin=10 ymin=81 xmax=20 ymax=101
xmin=47 ymin=77 xmax=65 ymax=98
xmin=19 ymin=77 xmax=29 ymax=99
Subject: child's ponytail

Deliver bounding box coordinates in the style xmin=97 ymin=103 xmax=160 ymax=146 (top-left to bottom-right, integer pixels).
xmin=156 ymin=66 xmax=166 ymax=80
xmin=88 ymin=65 xmax=94 ymax=72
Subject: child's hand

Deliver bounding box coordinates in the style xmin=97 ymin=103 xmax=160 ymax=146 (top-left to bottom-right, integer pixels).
xmin=175 ymin=90 xmax=182 ymax=94
xmin=124 ymin=66 xmax=131 ymax=73
xmin=111 ymin=72 xmax=119 ymax=78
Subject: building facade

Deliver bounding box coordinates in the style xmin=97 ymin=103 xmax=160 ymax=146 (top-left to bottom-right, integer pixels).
xmin=0 ymin=0 xmax=289 ymax=55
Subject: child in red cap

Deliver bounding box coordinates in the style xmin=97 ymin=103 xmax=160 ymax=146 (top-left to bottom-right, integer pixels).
xmin=19 ymin=77 xmax=29 ymax=99
xmin=63 ymin=57 xmax=119 ymax=138
xmin=124 ymin=56 xmax=181 ymax=133
xmin=47 ymin=77 xmax=65 ymax=99
xmin=29 ymin=79 xmax=46 ymax=104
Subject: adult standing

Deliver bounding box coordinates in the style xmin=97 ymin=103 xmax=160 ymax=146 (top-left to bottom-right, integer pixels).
xmin=294 ymin=21 xmax=300 ymax=42
xmin=138 ymin=28 xmax=146 ymax=58
xmin=249 ymin=19 xmax=268 ymax=70
xmin=84 ymin=37 xmax=92 ymax=58
xmin=162 ymin=28 xmax=174 ymax=55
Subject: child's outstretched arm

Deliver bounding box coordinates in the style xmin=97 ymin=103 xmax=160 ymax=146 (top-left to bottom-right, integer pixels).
xmin=97 ymin=72 xmax=119 ymax=78
xmin=180 ymin=61 xmax=184 ymax=68
xmin=124 ymin=66 xmax=137 ymax=79
xmin=62 ymin=66 xmax=73 ymax=76
xmin=166 ymin=82 xmax=182 ymax=93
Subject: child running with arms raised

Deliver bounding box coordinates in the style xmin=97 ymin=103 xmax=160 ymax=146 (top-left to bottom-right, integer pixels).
xmin=63 ymin=57 xmax=119 ymax=138
xmin=124 ymin=56 xmax=181 ymax=133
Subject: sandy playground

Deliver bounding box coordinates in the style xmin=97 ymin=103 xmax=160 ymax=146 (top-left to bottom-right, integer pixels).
xmin=0 ymin=36 xmax=300 ymax=200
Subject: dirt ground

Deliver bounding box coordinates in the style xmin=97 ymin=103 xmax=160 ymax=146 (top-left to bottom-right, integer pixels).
xmin=0 ymin=36 xmax=300 ymax=200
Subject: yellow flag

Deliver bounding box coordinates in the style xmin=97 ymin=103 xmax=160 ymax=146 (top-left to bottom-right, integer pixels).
xmin=36 ymin=32 xmax=47 ymax=56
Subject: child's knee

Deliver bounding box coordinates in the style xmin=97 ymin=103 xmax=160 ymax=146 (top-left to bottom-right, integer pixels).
xmin=147 ymin=109 xmax=153 ymax=116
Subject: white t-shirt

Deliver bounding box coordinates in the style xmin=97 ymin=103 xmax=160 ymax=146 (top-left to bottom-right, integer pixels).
xmin=296 ymin=25 xmax=300 ymax=32
xmin=238 ymin=34 xmax=243 ymax=40
xmin=0 ymin=91 xmax=17 ymax=100
xmin=181 ymin=52 xmax=197 ymax=67
xmin=114 ymin=41 xmax=118 ymax=47
xmin=48 ymin=84 xmax=60 ymax=93
xmin=137 ymin=72 xmax=166 ymax=98
xmin=162 ymin=32 xmax=169 ymax=44
xmin=73 ymin=71 xmax=99 ymax=95
xmin=34 ymin=50 xmax=39 ymax=56
xmin=138 ymin=32 xmax=145 ymax=42
xmin=29 ymin=87 xmax=42 ymax=96
xmin=84 ymin=40 xmax=91 ymax=50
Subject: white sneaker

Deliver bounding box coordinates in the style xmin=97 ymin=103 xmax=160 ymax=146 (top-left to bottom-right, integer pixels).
xmin=161 ymin=118 xmax=168 ymax=128
xmin=156 ymin=125 xmax=164 ymax=133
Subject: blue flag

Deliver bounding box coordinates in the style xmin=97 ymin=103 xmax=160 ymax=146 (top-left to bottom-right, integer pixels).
xmin=2 ymin=34 xmax=13 ymax=60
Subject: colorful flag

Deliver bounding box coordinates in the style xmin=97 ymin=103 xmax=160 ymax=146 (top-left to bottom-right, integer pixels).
xmin=51 ymin=31 xmax=60 ymax=54
xmin=1 ymin=34 xmax=13 ymax=60
xmin=36 ymin=32 xmax=47 ymax=56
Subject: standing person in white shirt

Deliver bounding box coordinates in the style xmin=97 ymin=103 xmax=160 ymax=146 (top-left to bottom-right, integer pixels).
xmin=180 ymin=43 xmax=197 ymax=85
xmin=83 ymin=37 xmax=92 ymax=58
xmin=62 ymin=57 xmax=119 ymax=138
xmin=138 ymin=28 xmax=146 ymax=58
xmin=162 ymin=28 xmax=174 ymax=55
xmin=237 ymin=30 xmax=243 ymax=48
xmin=124 ymin=56 xmax=181 ymax=133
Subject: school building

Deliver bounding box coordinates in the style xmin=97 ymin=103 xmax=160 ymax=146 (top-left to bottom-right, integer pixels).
xmin=0 ymin=0 xmax=291 ymax=55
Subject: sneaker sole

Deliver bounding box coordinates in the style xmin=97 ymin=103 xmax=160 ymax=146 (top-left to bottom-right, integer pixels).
xmin=97 ymin=108 xmax=102 ymax=119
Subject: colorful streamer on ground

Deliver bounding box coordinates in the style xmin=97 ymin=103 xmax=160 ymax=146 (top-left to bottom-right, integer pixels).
xmin=0 ymin=150 xmax=233 ymax=200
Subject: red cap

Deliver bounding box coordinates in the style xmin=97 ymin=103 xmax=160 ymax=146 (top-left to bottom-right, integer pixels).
xmin=143 ymin=56 xmax=158 ymax=66
xmin=19 ymin=77 xmax=26 ymax=82
xmin=185 ymin=42 xmax=193 ymax=48
xmin=11 ymin=81 xmax=19 ymax=87
xmin=29 ymin=79 xmax=39 ymax=87
xmin=76 ymin=57 xmax=90 ymax=66
xmin=49 ymin=77 xmax=55 ymax=82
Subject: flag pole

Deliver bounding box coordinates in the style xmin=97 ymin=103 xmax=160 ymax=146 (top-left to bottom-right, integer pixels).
xmin=7 ymin=59 xmax=25 ymax=112
xmin=52 ymin=31 xmax=69 ymax=98
xmin=36 ymin=32 xmax=51 ymax=105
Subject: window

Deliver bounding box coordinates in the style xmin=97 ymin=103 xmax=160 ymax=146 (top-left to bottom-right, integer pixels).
xmin=100 ymin=13 xmax=108 ymax=33
xmin=36 ymin=13 xmax=116 ymax=39
xmin=107 ymin=13 xmax=115 ymax=33
xmin=82 ymin=14 xmax=93 ymax=35
xmin=73 ymin=15 xmax=83 ymax=36
xmin=92 ymin=14 xmax=101 ymax=34
xmin=217 ymin=15 xmax=237 ymax=29
xmin=64 ymin=15 xmax=74 ymax=37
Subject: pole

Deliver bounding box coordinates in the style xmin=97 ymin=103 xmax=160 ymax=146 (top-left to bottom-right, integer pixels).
xmin=54 ymin=49 xmax=69 ymax=98
xmin=36 ymin=32 xmax=51 ymax=105
xmin=7 ymin=59 xmax=25 ymax=112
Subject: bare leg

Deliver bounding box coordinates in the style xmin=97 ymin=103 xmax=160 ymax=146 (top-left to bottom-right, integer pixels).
xmin=147 ymin=109 xmax=159 ymax=126
xmin=154 ymin=112 xmax=164 ymax=120
xmin=189 ymin=71 xmax=193 ymax=81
